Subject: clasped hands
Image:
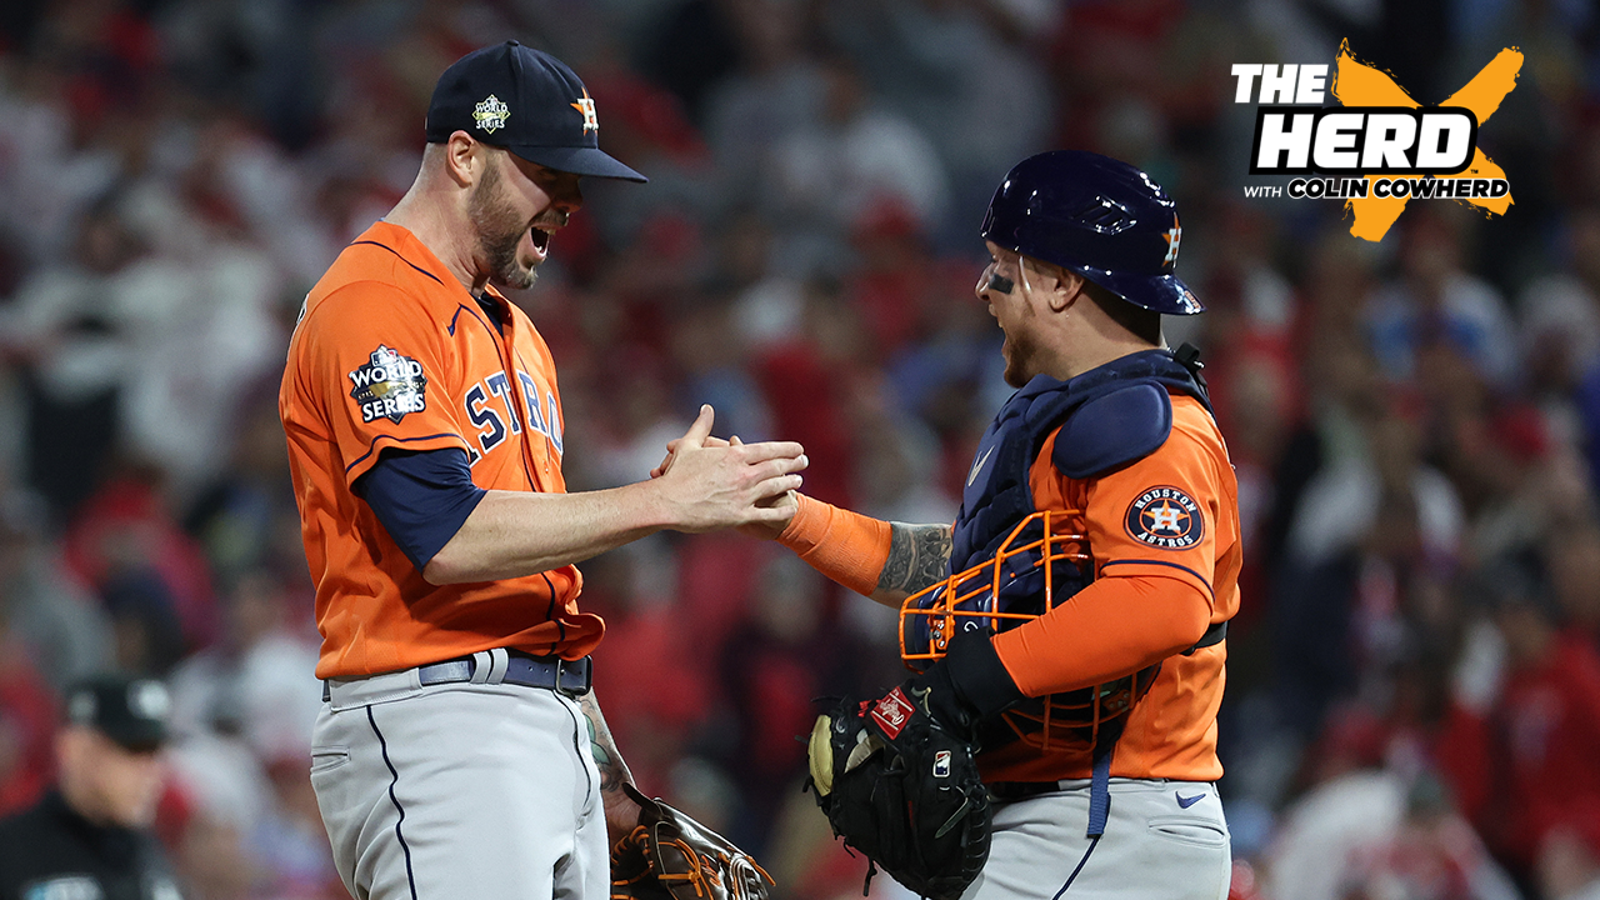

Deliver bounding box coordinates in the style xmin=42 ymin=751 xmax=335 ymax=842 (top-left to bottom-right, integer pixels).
xmin=648 ymin=405 xmax=805 ymax=537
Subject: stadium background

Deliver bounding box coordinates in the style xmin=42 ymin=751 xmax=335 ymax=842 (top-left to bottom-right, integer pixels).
xmin=0 ymin=0 xmax=1597 ymax=898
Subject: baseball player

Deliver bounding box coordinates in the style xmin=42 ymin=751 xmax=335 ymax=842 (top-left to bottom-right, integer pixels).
xmin=752 ymin=151 xmax=1238 ymax=899
xmin=278 ymin=42 xmax=806 ymax=900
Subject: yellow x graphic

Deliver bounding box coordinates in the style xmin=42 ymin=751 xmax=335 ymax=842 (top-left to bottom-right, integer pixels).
xmin=1332 ymin=39 xmax=1522 ymax=241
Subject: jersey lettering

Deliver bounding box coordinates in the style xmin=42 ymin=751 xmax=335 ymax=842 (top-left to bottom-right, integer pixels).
xmin=518 ymin=372 xmax=546 ymax=435
xmin=465 ymin=384 xmax=507 ymax=454
xmin=486 ymin=372 xmax=522 ymax=434
xmin=547 ymin=391 xmax=564 ymax=455
xmin=462 ymin=371 xmax=564 ymax=463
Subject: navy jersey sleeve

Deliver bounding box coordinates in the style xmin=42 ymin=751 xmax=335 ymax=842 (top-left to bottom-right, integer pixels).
xmin=354 ymin=447 xmax=487 ymax=571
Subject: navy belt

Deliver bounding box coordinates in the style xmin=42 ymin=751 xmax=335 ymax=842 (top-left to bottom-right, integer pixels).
xmin=323 ymin=650 xmax=592 ymax=701
xmin=420 ymin=651 xmax=592 ymax=695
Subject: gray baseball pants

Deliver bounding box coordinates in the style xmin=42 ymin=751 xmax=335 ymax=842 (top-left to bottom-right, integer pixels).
xmin=962 ymin=778 xmax=1231 ymax=900
xmin=309 ymin=669 xmax=607 ymax=900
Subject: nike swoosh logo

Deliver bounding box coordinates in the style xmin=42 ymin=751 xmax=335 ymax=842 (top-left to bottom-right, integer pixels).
xmin=967 ymin=446 xmax=995 ymax=487
xmin=1175 ymin=792 xmax=1205 ymax=809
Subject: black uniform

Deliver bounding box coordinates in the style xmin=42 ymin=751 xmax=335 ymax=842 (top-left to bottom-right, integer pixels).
xmin=0 ymin=792 xmax=184 ymax=900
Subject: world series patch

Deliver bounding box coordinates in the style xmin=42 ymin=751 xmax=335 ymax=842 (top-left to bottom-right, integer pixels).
xmin=1125 ymin=486 xmax=1204 ymax=550
xmin=349 ymin=345 xmax=428 ymax=424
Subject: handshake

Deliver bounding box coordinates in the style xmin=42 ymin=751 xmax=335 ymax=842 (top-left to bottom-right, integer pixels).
xmin=646 ymin=405 xmax=807 ymax=539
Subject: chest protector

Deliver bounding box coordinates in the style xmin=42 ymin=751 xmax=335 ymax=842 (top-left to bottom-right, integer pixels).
xmin=902 ymin=347 xmax=1214 ymax=757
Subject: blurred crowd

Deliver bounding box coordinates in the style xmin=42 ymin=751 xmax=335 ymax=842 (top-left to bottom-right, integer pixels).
xmin=0 ymin=0 xmax=1597 ymax=898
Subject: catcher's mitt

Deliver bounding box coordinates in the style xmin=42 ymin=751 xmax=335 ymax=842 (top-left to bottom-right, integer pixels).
xmin=611 ymin=783 xmax=774 ymax=900
xmin=806 ymin=686 xmax=991 ymax=900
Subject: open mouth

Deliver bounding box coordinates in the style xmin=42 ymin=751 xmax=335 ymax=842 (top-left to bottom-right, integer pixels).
xmin=530 ymin=227 xmax=551 ymax=254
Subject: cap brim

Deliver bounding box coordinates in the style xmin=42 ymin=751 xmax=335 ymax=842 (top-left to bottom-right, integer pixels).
xmin=509 ymin=145 xmax=648 ymax=183
xmin=104 ymin=723 xmax=167 ymax=753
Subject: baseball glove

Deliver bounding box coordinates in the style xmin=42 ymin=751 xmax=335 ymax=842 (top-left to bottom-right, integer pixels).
xmin=610 ymin=783 xmax=774 ymax=900
xmin=806 ymin=685 xmax=992 ymax=900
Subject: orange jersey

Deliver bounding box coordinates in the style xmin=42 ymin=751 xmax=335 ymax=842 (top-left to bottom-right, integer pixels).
xmin=280 ymin=221 xmax=602 ymax=679
xmin=985 ymin=392 xmax=1240 ymax=783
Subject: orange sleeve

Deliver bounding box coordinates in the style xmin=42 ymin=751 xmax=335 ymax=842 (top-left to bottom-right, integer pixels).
xmin=777 ymin=494 xmax=894 ymax=597
xmin=295 ymin=282 xmax=474 ymax=485
xmin=992 ymin=573 xmax=1211 ymax=697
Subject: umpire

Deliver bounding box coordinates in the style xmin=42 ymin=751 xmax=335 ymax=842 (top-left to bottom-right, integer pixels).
xmin=0 ymin=673 xmax=184 ymax=900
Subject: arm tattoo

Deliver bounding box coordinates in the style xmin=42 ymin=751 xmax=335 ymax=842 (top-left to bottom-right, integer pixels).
xmin=579 ymin=691 xmax=632 ymax=795
xmin=876 ymin=523 xmax=953 ymax=599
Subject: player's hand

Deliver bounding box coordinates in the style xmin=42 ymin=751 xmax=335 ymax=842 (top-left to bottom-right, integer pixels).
xmin=728 ymin=436 xmax=799 ymax=540
xmin=603 ymin=782 xmax=644 ymax=846
xmin=654 ymin=431 xmax=801 ymax=538
xmin=651 ymin=435 xmax=731 ymax=479
xmin=653 ymin=405 xmax=807 ymax=533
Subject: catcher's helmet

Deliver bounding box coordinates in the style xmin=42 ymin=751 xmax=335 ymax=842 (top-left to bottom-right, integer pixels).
xmin=980 ymin=151 xmax=1203 ymax=315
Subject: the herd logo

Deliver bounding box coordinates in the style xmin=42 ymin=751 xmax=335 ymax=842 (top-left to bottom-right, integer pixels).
xmin=1125 ymin=486 xmax=1204 ymax=550
xmin=570 ymin=88 xmax=599 ymax=133
xmin=349 ymin=345 xmax=428 ymax=424
xmin=473 ymin=94 xmax=511 ymax=134
xmin=1237 ymin=40 xmax=1522 ymax=240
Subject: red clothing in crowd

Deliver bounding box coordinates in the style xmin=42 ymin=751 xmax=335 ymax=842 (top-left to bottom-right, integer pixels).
xmin=1438 ymin=631 xmax=1600 ymax=869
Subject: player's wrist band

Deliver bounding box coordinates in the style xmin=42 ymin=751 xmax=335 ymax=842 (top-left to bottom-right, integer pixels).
xmin=777 ymin=494 xmax=893 ymax=597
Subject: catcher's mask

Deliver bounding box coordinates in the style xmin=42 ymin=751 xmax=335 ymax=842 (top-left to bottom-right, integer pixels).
xmin=899 ymin=510 xmax=1160 ymax=752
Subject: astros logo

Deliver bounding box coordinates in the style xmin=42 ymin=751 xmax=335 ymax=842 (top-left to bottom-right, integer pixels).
xmin=571 ymin=89 xmax=599 ymax=133
xmin=1162 ymin=214 xmax=1181 ymax=266
xmin=473 ymin=95 xmax=510 ymax=134
xmin=1125 ymin=486 xmax=1203 ymax=550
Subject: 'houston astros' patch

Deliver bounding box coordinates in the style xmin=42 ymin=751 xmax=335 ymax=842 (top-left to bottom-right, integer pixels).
xmin=1125 ymin=486 xmax=1203 ymax=550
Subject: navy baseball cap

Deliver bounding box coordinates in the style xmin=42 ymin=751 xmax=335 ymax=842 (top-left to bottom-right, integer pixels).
xmin=425 ymin=41 xmax=647 ymax=183
xmin=65 ymin=673 xmax=172 ymax=752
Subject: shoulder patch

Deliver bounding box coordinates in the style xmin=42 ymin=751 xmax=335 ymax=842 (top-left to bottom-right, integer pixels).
xmin=1051 ymin=383 xmax=1172 ymax=479
xmin=1125 ymin=486 xmax=1204 ymax=549
xmin=348 ymin=345 xmax=428 ymax=424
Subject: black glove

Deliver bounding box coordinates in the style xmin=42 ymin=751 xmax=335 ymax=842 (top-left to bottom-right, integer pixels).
xmin=804 ymin=630 xmax=1024 ymax=900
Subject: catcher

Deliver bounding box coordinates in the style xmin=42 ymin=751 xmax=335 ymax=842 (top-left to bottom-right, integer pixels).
xmin=757 ymin=151 xmax=1239 ymax=900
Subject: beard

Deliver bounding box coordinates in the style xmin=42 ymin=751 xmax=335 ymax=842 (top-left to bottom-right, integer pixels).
xmin=1002 ymin=339 xmax=1027 ymax=387
xmin=470 ymin=161 xmax=538 ymax=290
xmin=1000 ymin=327 xmax=1041 ymax=388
